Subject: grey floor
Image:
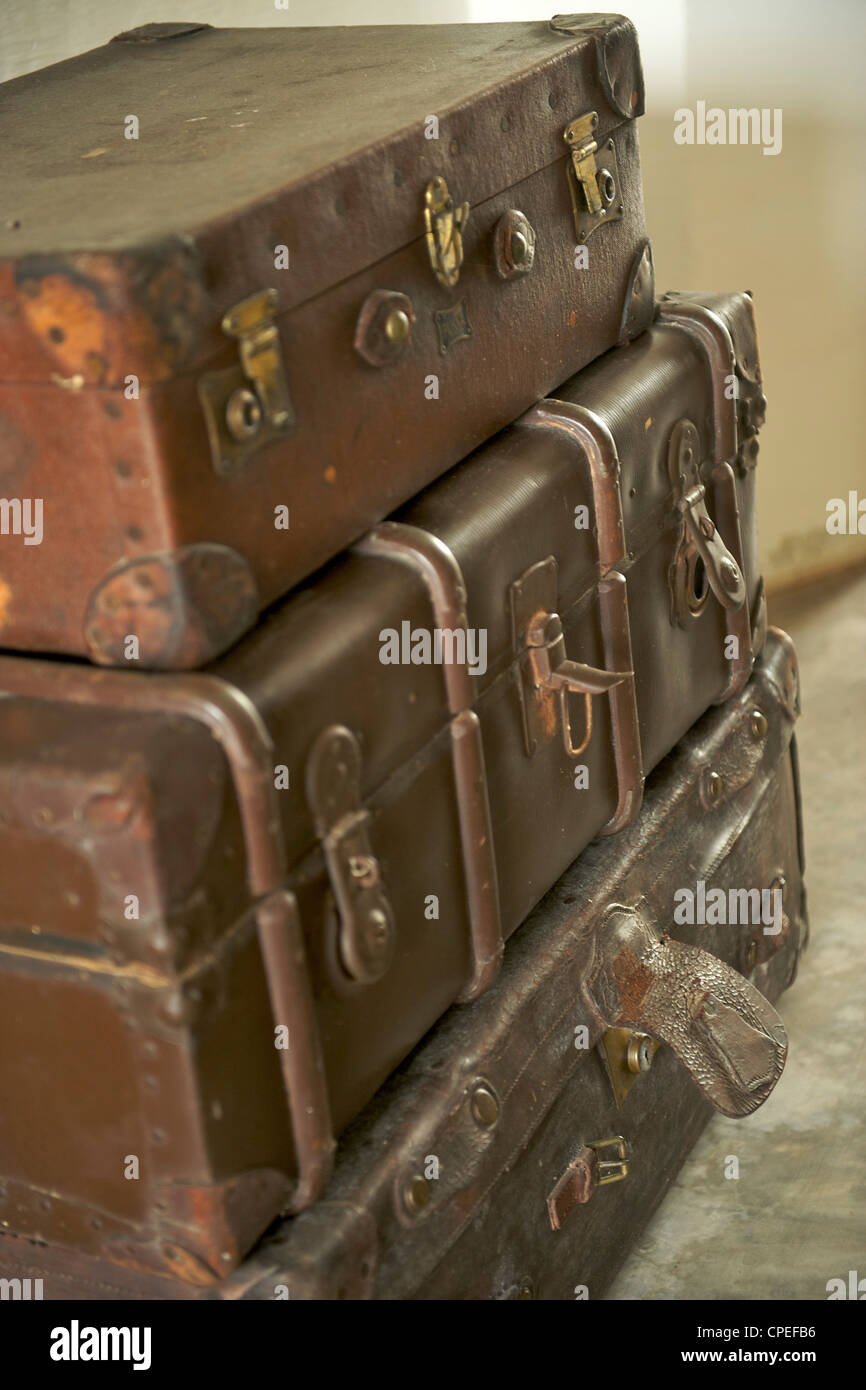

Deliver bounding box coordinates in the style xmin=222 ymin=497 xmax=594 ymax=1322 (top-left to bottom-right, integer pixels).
xmin=606 ymin=570 xmax=866 ymax=1301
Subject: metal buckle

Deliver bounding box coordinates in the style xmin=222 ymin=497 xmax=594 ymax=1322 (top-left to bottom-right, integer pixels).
xmin=306 ymin=725 xmax=395 ymax=986
xmin=589 ymin=1135 xmax=630 ymax=1184
xmin=423 ymin=176 xmax=470 ymax=289
xmin=564 ymin=112 xmax=623 ymax=242
xmin=197 ymin=288 xmax=294 ymax=475
xmin=668 ymin=419 xmax=746 ymax=626
xmin=510 ymin=557 xmax=630 ymax=759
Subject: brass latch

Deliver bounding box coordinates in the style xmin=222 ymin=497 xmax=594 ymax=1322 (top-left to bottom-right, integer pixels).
xmin=197 ymin=288 xmax=294 ymax=476
xmin=510 ymin=557 xmax=630 ymax=759
xmin=424 ymin=176 xmax=470 ymax=289
xmin=667 ymin=419 xmax=746 ymax=626
xmin=564 ymin=111 xmax=623 ymax=242
xmin=306 ymin=725 xmax=395 ymax=986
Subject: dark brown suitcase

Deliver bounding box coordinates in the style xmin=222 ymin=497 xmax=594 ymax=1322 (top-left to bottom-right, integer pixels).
xmin=0 ymin=289 xmax=765 ymax=1284
xmin=0 ymin=627 xmax=806 ymax=1299
xmin=0 ymin=14 xmax=653 ymax=668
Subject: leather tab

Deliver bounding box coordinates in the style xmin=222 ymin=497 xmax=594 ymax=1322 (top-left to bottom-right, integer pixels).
xmin=588 ymin=905 xmax=788 ymax=1117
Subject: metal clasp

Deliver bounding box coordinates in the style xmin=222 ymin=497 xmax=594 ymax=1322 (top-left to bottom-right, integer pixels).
xmin=510 ymin=557 xmax=630 ymax=759
xmin=668 ymin=419 xmax=746 ymax=626
xmin=564 ymin=112 xmax=623 ymax=242
xmin=197 ymin=288 xmax=294 ymax=476
xmin=306 ymin=726 xmax=395 ymax=985
xmin=424 ymin=176 xmax=470 ymax=289
xmin=589 ymin=1135 xmax=630 ymax=1184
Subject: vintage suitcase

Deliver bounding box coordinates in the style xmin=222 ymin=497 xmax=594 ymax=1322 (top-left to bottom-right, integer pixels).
xmin=0 ymin=289 xmax=765 ymax=1284
xmin=0 ymin=14 xmax=654 ymax=669
xmin=0 ymin=627 xmax=806 ymax=1298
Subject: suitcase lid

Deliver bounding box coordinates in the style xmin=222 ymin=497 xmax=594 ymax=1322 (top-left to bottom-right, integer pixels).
xmin=0 ymin=16 xmax=644 ymax=387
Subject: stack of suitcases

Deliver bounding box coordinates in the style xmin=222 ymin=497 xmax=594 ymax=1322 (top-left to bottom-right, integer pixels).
xmin=0 ymin=15 xmax=807 ymax=1300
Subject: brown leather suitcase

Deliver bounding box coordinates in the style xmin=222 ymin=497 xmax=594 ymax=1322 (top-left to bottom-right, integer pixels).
xmin=0 ymin=14 xmax=653 ymax=669
xmin=0 ymin=289 xmax=765 ymax=1284
xmin=0 ymin=628 xmax=806 ymax=1298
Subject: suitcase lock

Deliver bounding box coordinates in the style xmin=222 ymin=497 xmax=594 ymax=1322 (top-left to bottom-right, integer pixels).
xmin=197 ymin=289 xmax=295 ymax=476
xmin=306 ymin=725 xmax=395 ymax=985
xmin=564 ymin=112 xmax=624 ymax=243
xmin=510 ymin=557 xmax=630 ymax=759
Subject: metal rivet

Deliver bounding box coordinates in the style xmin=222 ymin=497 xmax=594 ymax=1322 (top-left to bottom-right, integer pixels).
xmin=225 ymin=387 xmax=262 ymax=442
xmin=362 ymin=909 xmax=390 ymax=961
xmin=403 ymin=1174 xmax=431 ymax=1214
xmin=354 ymin=290 xmax=414 ymax=366
xmin=384 ymin=308 xmax=410 ymax=344
xmin=598 ymin=169 xmax=616 ymax=206
xmin=516 ymin=1280 xmax=535 ymax=1300
xmin=493 ymin=209 xmax=536 ymax=279
xmin=470 ymin=1082 xmax=500 ymax=1128
xmin=750 ymin=709 xmax=768 ymax=740
xmin=705 ymin=770 xmax=723 ymax=805
xmin=510 ymin=230 xmax=528 ymax=264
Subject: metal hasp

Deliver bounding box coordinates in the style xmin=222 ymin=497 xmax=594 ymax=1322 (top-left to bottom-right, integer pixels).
xmin=306 ymin=725 xmax=396 ymax=985
xmin=197 ymin=288 xmax=294 ymax=475
xmin=510 ymin=556 xmax=630 ymax=759
xmin=547 ymin=1135 xmax=630 ymax=1230
xmin=668 ymin=418 xmax=746 ymax=625
xmin=563 ymin=111 xmax=623 ymax=242
xmin=423 ymin=176 xmax=470 ymax=289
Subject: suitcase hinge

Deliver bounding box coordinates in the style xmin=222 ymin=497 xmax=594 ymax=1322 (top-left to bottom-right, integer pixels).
xmin=668 ymin=419 xmax=746 ymax=626
xmin=306 ymin=726 xmax=396 ymax=985
xmin=510 ymin=556 xmax=630 ymax=759
xmin=564 ymin=112 xmax=623 ymax=242
xmin=197 ymin=288 xmax=295 ymax=476
xmin=423 ymin=177 xmax=470 ymax=289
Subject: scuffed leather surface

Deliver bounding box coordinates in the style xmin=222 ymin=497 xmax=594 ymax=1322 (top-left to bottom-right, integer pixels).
xmin=0 ymin=631 xmax=805 ymax=1300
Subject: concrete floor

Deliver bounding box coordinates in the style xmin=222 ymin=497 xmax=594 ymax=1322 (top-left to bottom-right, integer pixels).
xmin=606 ymin=570 xmax=866 ymax=1301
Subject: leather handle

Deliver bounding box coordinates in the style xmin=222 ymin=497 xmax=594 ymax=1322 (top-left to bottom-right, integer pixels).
xmin=587 ymin=906 xmax=788 ymax=1118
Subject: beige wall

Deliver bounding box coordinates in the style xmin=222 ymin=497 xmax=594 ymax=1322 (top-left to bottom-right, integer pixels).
xmin=3 ymin=0 xmax=864 ymax=588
